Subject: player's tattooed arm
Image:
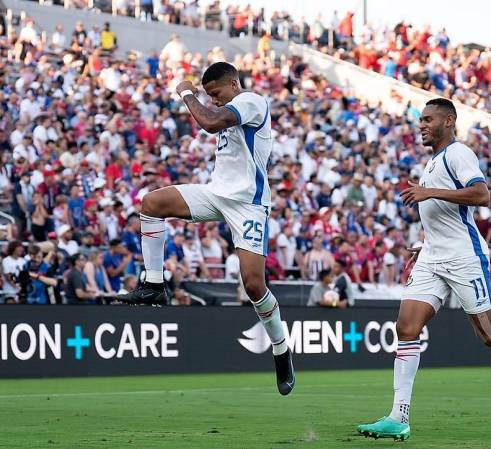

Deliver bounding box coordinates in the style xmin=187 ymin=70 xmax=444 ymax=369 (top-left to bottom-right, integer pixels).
xmin=175 ymin=80 xmax=238 ymax=133
xmin=401 ymin=181 xmax=490 ymax=207
xmin=182 ymin=96 xmax=238 ymax=133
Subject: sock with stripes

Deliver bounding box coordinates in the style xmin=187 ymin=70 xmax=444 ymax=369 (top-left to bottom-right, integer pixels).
xmin=389 ymin=339 xmax=421 ymax=424
xmin=252 ymin=290 xmax=288 ymax=356
xmin=140 ymin=213 xmax=166 ymax=285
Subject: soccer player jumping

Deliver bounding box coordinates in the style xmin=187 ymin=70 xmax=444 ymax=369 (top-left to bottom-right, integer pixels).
xmin=117 ymin=62 xmax=295 ymax=396
xmin=358 ymin=98 xmax=490 ymax=440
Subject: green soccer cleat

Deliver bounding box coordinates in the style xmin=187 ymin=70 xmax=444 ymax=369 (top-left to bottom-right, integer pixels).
xmin=357 ymin=416 xmax=411 ymax=441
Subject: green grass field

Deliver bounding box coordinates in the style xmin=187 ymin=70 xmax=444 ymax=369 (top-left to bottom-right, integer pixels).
xmin=1 ymin=367 xmax=490 ymax=449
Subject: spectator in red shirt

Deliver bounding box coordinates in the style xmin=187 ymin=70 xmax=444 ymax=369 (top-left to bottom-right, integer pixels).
xmin=335 ymin=239 xmax=365 ymax=291
xmin=105 ymin=154 xmax=124 ymax=189
xmin=338 ymin=12 xmax=354 ymax=40
xmin=365 ymin=240 xmax=386 ymax=283
xmin=266 ymin=239 xmax=285 ymax=281
xmin=37 ymin=169 xmax=61 ymax=214
xmin=138 ymin=119 xmax=160 ymax=149
xmin=82 ymin=198 xmax=104 ymax=246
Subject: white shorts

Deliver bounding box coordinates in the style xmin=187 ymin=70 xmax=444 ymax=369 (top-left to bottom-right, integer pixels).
xmin=174 ymin=184 xmax=269 ymax=256
xmin=402 ymin=255 xmax=491 ymax=314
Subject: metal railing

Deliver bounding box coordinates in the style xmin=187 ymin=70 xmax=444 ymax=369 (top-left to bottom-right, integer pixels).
xmin=4 ymin=0 xmax=318 ymax=44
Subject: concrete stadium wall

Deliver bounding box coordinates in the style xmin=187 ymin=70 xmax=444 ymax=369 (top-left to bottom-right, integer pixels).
xmin=291 ymin=43 xmax=491 ymax=137
xmin=4 ymin=0 xmax=288 ymax=59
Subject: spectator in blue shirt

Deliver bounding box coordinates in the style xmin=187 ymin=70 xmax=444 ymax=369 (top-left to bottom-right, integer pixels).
xmin=68 ymin=185 xmax=85 ymax=230
xmin=26 ymin=245 xmax=58 ymax=304
xmin=103 ymin=239 xmax=133 ymax=291
xmin=121 ymin=122 xmax=137 ymax=157
xmin=383 ymin=56 xmax=396 ymax=78
xmin=295 ymin=224 xmax=312 ymax=267
xmin=164 ymin=231 xmax=188 ymax=283
xmin=166 ymin=232 xmax=185 ymax=263
xmin=316 ymin=183 xmax=331 ymax=208
xmin=146 ymin=51 xmax=159 ymax=77
xmin=122 ymin=215 xmax=143 ymax=275
xmin=429 ymin=66 xmax=446 ymax=91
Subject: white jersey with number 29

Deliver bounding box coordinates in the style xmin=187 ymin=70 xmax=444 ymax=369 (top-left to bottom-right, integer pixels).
xmin=418 ymin=141 xmax=489 ymax=263
xmin=207 ymin=91 xmax=272 ymax=206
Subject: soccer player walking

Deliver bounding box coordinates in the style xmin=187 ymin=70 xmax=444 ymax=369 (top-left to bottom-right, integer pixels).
xmin=358 ymin=98 xmax=490 ymax=440
xmin=117 ymin=62 xmax=295 ymax=395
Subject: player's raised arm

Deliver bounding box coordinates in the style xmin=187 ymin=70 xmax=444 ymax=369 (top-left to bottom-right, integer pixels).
xmin=176 ymin=80 xmax=238 ymax=134
xmin=176 ymin=62 xmax=264 ymax=134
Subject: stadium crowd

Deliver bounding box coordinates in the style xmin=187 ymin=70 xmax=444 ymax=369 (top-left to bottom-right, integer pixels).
xmin=0 ymin=13 xmax=489 ymax=304
xmin=40 ymin=0 xmax=491 ymax=110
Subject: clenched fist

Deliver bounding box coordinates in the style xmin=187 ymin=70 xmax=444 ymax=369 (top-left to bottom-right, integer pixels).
xmin=176 ymin=80 xmax=198 ymax=96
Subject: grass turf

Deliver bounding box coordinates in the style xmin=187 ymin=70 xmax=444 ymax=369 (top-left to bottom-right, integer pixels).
xmin=1 ymin=367 xmax=490 ymax=449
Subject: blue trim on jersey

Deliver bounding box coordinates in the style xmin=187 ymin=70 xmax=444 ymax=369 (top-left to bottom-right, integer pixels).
xmin=242 ymin=126 xmax=263 ymax=205
xmin=262 ymin=215 xmax=269 ymax=257
xmin=478 ymin=254 xmax=491 ymax=301
xmin=242 ymin=102 xmax=269 ymax=206
xmin=432 ymin=140 xmax=456 ymax=159
xmin=224 ymin=104 xmax=242 ymax=125
xmin=465 ymin=177 xmax=485 ymax=187
xmin=443 ymin=150 xmax=490 ymax=300
xmin=442 ymin=149 xmax=464 ymax=188
xmin=256 ymin=104 xmax=269 ymax=131
xmin=253 ymin=166 xmax=264 ymax=205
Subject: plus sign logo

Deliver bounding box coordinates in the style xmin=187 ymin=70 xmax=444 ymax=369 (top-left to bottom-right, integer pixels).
xmin=343 ymin=321 xmax=363 ymax=353
xmin=66 ymin=325 xmax=90 ymax=360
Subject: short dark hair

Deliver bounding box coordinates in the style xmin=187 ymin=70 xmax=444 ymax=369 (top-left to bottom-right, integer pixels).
xmin=202 ymin=62 xmax=239 ymax=85
xmin=7 ymin=240 xmax=23 ymax=256
xmin=71 ymin=253 xmax=86 ymax=265
xmin=426 ymin=98 xmax=457 ymax=118
xmin=319 ymin=269 xmax=332 ymax=281
xmin=335 ymin=259 xmax=347 ymax=268
xmin=28 ymin=244 xmax=41 ymax=256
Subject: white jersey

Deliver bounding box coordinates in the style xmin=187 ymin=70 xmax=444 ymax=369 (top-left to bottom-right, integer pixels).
xmin=418 ymin=141 xmax=488 ymax=263
xmin=208 ymin=92 xmax=272 ymax=206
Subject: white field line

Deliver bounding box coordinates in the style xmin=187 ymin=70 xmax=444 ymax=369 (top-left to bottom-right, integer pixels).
xmin=0 ymin=383 xmax=387 ymax=400
xmin=0 ymin=377 xmax=485 ymax=400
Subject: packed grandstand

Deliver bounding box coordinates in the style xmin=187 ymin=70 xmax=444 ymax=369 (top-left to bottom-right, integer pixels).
xmin=0 ymin=0 xmax=489 ymax=304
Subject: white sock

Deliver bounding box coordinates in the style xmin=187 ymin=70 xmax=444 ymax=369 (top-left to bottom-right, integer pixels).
xmin=252 ymin=290 xmax=287 ymax=356
xmin=389 ymin=339 xmax=421 ymax=424
xmin=140 ymin=213 xmax=166 ymax=283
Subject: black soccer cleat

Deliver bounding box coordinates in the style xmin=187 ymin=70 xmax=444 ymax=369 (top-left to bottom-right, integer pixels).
xmin=115 ymin=284 xmax=170 ymax=306
xmin=274 ymin=348 xmax=295 ymax=396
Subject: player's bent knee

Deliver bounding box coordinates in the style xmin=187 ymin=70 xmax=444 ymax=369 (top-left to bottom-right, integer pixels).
xmin=242 ymin=276 xmax=266 ymax=302
xmin=142 ymin=190 xmax=169 ymax=218
xmin=396 ymin=321 xmax=421 ymax=341
xmin=244 ymin=284 xmax=264 ymax=302
xmin=141 ymin=191 xmax=159 ymax=217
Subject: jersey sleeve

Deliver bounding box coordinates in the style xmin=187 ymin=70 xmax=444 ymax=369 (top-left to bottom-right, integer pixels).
xmin=224 ymin=93 xmax=266 ymax=127
xmin=447 ymin=145 xmax=485 ymax=187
